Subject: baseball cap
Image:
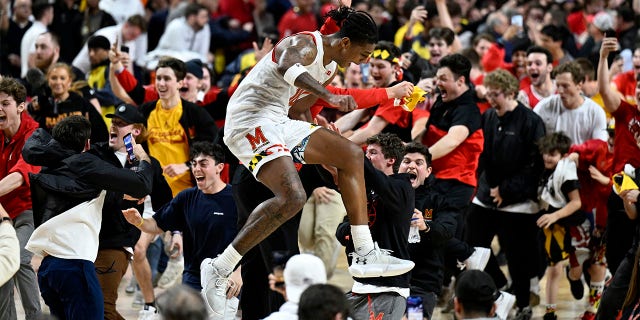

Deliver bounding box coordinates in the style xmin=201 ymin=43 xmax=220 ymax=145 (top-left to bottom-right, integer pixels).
xmin=283 ymin=254 xmax=327 ymax=303
xmin=185 ymin=59 xmax=204 ymax=79
xmin=106 ymin=104 xmax=146 ymax=124
xmin=455 ymin=270 xmax=500 ymax=303
xmin=590 ymin=12 xmax=614 ymax=31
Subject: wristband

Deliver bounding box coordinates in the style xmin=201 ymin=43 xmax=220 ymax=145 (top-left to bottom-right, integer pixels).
xmin=283 ymin=63 xmax=308 ymax=87
xmin=172 ymin=231 xmax=182 ymax=236
xmin=136 ymin=219 xmax=144 ymax=228
xmin=114 ymin=65 xmax=125 ymax=75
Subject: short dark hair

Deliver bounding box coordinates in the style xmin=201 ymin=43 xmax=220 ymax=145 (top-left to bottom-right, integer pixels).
xmin=156 ymin=285 xmax=207 ymax=320
xmin=526 ymin=46 xmax=553 ymax=66
xmin=185 ymin=3 xmax=207 ymax=18
xmin=52 ymin=115 xmax=91 ymax=152
xmin=540 ymin=24 xmax=565 ymax=43
xmin=373 ymin=41 xmax=401 ymax=63
xmin=473 ymin=33 xmax=496 ymax=47
xmin=326 ymin=6 xmax=378 ymax=44
xmin=126 ymin=14 xmax=147 ymax=33
xmin=156 ymin=57 xmax=187 ymax=81
xmin=189 ymin=141 xmax=225 ymax=164
xmin=438 ymin=53 xmax=472 ymax=83
xmin=538 ymin=132 xmax=572 ymax=155
xmin=32 ymin=0 xmax=53 ymax=21
xmin=298 ymin=284 xmax=352 ymax=320
xmin=456 ymin=270 xmax=499 ymax=316
xmin=428 ymin=27 xmax=455 ymax=46
xmin=574 ymin=58 xmax=595 ymax=81
xmin=552 ymin=61 xmax=585 ymax=84
xmin=366 ymin=132 xmax=405 ymax=172
xmin=404 ymin=142 xmax=432 ymax=167
xmin=0 ymin=77 xmax=27 ymax=104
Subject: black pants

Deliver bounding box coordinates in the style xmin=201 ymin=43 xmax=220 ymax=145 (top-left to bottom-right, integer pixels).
xmin=597 ymin=255 xmax=633 ymax=319
xmin=433 ymin=180 xmax=475 ymax=273
xmin=232 ymin=167 xmax=301 ymax=320
xmin=606 ymin=191 xmax=636 ymax=275
xmin=465 ymin=204 xmax=540 ymax=309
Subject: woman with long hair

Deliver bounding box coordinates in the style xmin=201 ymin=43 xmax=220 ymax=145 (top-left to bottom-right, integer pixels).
xmin=28 ymin=62 xmax=109 ymax=143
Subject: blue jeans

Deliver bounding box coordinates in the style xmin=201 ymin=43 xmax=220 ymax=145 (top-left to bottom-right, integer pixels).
xmin=38 ymin=256 xmax=104 ymax=320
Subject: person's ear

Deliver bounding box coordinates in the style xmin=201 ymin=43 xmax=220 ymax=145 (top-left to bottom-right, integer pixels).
xmin=453 ymin=297 xmax=464 ymax=318
xmin=17 ymin=102 xmax=25 ymax=113
xmin=83 ymin=139 xmax=91 ymax=152
xmin=340 ymin=37 xmax=351 ymax=50
xmin=490 ymin=302 xmax=497 ymax=316
xmin=132 ymin=127 xmax=141 ymax=137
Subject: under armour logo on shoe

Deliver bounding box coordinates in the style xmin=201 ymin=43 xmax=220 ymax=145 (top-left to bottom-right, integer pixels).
xmin=354 ymin=257 xmax=368 ymax=264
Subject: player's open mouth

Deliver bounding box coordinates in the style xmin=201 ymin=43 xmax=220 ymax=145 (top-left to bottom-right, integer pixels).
xmin=195 ymin=176 xmax=205 ymax=182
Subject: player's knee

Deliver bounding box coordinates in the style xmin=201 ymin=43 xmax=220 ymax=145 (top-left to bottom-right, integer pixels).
xmin=341 ymin=143 xmax=364 ymax=169
xmin=281 ymin=189 xmax=307 ymax=216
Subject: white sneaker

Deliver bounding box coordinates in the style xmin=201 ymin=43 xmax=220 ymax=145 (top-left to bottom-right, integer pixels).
xmin=158 ymin=256 xmax=184 ymax=289
xmin=138 ymin=305 xmax=159 ymax=320
xmin=200 ymin=258 xmax=232 ymax=318
xmin=494 ymin=291 xmax=516 ymax=320
xmin=465 ymin=247 xmax=491 ymax=270
xmin=347 ymin=242 xmax=415 ymax=278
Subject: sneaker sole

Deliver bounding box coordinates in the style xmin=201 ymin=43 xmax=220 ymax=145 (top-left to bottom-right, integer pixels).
xmin=348 ymin=261 xmax=415 ymax=278
xmin=468 ymin=248 xmax=491 ymax=270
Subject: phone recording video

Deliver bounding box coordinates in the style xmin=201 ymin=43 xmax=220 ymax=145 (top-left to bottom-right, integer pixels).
xmin=123 ymin=133 xmax=137 ymax=163
xmin=120 ymin=45 xmax=130 ymax=54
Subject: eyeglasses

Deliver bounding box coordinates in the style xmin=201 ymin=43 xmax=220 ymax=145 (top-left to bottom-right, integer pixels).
xmin=485 ymin=91 xmax=504 ymax=99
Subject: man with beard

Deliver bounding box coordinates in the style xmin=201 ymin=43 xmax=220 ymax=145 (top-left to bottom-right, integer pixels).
xmin=19 ymin=0 xmax=53 ymax=78
xmin=517 ymin=46 xmax=556 ymax=109
xmin=30 ymin=32 xmax=84 ymax=81
xmin=151 ymin=3 xmax=211 ymax=63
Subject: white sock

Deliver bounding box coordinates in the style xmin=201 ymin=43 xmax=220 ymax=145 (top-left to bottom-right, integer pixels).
xmin=351 ymin=225 xmax=374 ymax=255
xmin=213 ymin=245 xmax=242 ymax=275
xmin=530 ymin=277 xmax=540 ymax=294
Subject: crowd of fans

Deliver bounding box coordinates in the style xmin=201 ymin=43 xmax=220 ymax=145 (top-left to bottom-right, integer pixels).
xmin=3 ymin=0 xmax=640 ymax=319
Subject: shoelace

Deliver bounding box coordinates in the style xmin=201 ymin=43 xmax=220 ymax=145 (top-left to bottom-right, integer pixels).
xmin=348 ymin=247 xmax=394 ymax=261
xmin=214 ymin=278 xmax=229 ymax=296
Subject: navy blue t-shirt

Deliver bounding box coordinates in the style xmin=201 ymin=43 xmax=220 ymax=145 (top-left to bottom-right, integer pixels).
xmin=154 ymin=185 xmax=237 ymax=284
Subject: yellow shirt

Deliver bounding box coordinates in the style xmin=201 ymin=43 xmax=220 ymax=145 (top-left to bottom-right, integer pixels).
xmin=147 ymin=100 xmax=192 ymax=196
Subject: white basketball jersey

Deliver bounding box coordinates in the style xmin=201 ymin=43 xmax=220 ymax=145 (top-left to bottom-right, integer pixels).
xmin=224 ymin=31 xmax=338 ymax=135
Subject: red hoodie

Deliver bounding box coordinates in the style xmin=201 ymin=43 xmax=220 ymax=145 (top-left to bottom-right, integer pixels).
xmin=0 ymin=112 xmax=41 ymax=218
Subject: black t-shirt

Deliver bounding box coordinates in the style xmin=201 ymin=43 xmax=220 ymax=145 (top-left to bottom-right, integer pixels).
xmin=427 ymin=90 xmax=481 ymax=134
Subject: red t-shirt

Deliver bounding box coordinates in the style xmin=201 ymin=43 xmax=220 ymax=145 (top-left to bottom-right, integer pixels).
xmin=278 ymin=10 xmax=318 ymax=38
xmin=613 ymin=70 xmax=637 ymax=103
xmin=612 ymin=99 xmax=640 ymax=172
xmin=569 ymin=139 xmax=613 ymax=227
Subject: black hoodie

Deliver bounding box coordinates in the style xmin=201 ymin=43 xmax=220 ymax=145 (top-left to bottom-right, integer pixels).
xmin=23 ymin=129 xmax=153 ymax=227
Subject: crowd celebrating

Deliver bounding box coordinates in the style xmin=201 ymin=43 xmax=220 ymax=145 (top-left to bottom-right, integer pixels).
xmin=2 ymin=0 xmax=640 ymax=319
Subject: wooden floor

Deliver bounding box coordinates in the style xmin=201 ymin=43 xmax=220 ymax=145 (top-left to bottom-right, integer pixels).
xmin=16 ymin=251 xmax=597 ymax=320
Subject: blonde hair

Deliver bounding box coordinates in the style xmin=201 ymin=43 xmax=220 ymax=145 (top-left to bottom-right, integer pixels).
xmin=483 ymin=69 xmax=520 ymax=97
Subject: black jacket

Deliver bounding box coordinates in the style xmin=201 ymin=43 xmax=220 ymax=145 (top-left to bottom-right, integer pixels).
xmin=89 ymin=142 xmax=173 ymax=249
xmin=476 ymin=104 xmax=546 ymax=208
xmin=409 ymin=175 xmax=457 ymax=295
xmin=139 ymin=99 xmax=219 ymax=145
xmin=23 ymin=129 xmax=154 ymax=227
xmin=337 ymin=157 xmax=414 ymax=288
